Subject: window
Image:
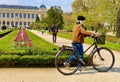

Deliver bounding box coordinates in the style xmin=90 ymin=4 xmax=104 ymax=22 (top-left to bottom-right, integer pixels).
xmin=11 ymin=13 xmax=14 ymax=18
xmin=3 ymin=21 xmax=5 ymax=25
xmin=20 ymin=22 xmax=22 ymax=25
xmin=7 ymin=21 xmax=9 ymax=25
xmin=32 ymin=14 xmax=34 ymax=19
xmin=7 ymin=13 xmax=9 ymax=18
xmin=15 ymin=13 xmax=18 ymax=17
xmin=19 ymin=13 xmax=22 ymax=18
xmin=24 ymin=13 xmax=26 ymax=18
xmin=15 ymin=22 xmax=18 ymax=25
xmin=11 ymin=21 xmax=14 ymax=26
xmin=2 ymin=13 xmax=5 ymax=18
xmin=24 ymin=22 xmax=26 ymax=25
xmin=28 ymin=14 xmax=30 ymax=18
xmin=28 ymin=22 xmax=30 ymax=26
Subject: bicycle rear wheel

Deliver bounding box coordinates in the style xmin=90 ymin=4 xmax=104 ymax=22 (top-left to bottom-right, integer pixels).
xmin=92 ymin=47 xmax=115 ymax=72
xmin=55 ymin=49 xmax=79 ymax=75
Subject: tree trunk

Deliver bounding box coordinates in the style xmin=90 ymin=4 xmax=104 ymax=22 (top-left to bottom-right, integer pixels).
xmin=116 ymin=8 xmax=120 ymax=38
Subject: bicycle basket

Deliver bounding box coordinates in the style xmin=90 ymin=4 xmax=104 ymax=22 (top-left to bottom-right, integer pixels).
xmin=96 ymin=35 xmax=106 ymax=45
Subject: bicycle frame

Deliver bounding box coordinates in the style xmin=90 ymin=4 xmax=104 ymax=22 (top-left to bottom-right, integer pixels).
xmin=61 ymin=37 xmax=100 ymax=65
xmin=83 ymin=38 xmax=99 ymax=65
xmin=84 ymin=42 xmax=97 ymax=56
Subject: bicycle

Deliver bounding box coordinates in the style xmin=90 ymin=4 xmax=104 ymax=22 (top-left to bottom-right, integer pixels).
xmin=55 ymin=36 xmax=115 ymax=75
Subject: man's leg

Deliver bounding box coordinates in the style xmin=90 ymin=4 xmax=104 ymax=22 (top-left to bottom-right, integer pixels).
xmin=69 ymin=43 xmax=78 ymax=62
xmin=54 ymin=34 xmax=57 ymax=43
xmin=52 ymin=34 xmax=54 ymax=43
xmin=76 ymin=43 xmax=84 ymax=59
xmin=76 ymin=43 xmax=85 ymax=65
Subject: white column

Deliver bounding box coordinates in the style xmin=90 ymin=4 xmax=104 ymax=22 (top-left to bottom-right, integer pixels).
xmin=1 ymin=12 xmax=2 ymax=19
xmin=14 ymin=21 xmax=16 ymax=27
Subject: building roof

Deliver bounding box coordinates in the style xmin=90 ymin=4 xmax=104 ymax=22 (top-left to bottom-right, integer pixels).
xmin=39 ymin=4 xmax=46 ymax=9
xmin=0 ymin=4 xmax=38 ymax=10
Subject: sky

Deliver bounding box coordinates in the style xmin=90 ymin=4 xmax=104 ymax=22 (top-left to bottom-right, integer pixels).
xmin=0 ymin=0 xmax=74 ymax=12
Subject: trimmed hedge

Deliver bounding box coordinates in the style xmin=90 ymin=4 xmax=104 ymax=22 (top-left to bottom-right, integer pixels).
xmin=106 ymin=35 xmax=120 ymax=44
xmin=0 ymin=55 xmax=55 ymax=67
xmin=0 ymin=54 xmax=91 ymax=67
xmin=0 ymin=29 xmax=13 ymax=38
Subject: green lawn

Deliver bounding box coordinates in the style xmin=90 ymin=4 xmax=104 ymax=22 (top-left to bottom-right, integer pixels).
xmin=0 ymin=29 xmax=11 ymax=34
xmin=0 ymin=30 xmax=21 ymax=53
xmin=27 ymin=30 xmax=58 ymax=54
xmin=0 ymin=30 xmax=58 ymax=54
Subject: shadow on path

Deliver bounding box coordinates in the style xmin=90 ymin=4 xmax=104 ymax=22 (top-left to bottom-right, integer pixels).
xmin=111 ymin=67 xmax=120 ymax=73
xmin=74 ymin=66 xmax=120 ymax=75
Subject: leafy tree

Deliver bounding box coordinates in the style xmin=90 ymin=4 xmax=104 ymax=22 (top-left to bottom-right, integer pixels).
xmin=30 ymin=22 xmax=41 ymax=30
xmin=116 ymin=8 xmax=120 ymax=38
xmin=71 ymin=0 xmax=120 ymax=35
xmin=45 ymin=6 xmax=64 ymax=29
xmin=62 ymin=13 xmax=75 ymax=31
xmin=36 ymin=15 xmax=40 ymax=23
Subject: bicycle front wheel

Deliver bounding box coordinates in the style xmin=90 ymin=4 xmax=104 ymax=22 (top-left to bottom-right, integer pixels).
xmin=92 ymin=47 xmax=115 ymax=72
xmin=55 ymin=49 xmax=79 ymax=75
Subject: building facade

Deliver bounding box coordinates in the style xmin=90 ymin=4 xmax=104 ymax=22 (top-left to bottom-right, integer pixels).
xmin=0 ymin=4 xmax=47 ymax=28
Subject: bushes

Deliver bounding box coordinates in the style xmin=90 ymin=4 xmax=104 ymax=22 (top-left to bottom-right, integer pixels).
xmin=0 ymin=55 xmax=20 ymax=67
xmin=0 ymin=55 xmax=55 ymax=67
xmin=106 ymin=35 xmax=120 ymax=44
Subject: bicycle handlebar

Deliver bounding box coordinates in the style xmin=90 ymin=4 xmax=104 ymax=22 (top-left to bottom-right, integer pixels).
xmin=92 ymin=35 xmax=101 ymax=42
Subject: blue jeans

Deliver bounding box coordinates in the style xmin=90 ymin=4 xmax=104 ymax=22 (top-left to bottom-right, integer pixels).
xmin=69 ymin=42 xmax=84 ymax=62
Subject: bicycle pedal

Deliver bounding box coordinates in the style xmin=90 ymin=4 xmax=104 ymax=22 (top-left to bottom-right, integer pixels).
xmin=78 ymin=67 xmax=82 ymax=72
xmin=79 ymin=59 xmax=85 ymax=66
xmin=63 ymin=62 xmax=70 ymax=68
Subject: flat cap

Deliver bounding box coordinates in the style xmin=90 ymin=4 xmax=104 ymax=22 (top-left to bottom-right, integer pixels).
xmin=77 ymin=16 xmax=85 ymax=20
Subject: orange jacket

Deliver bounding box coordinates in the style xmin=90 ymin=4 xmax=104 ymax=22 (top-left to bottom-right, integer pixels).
xmin=72 ymin=24 xmax=92 ymax=43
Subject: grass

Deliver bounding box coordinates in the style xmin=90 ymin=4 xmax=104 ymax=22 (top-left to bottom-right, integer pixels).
xmin=57 ymin=32 xmax=72 ymax=40
xmin=27 ymin=30 xmax=58 ymax=53
xmin=0 ymin=29 xmax=11 ymax=34
xmin=57 ymin=32 xmax=120 ymax=51
xmin=0 ymin=30 xmax=21 ymax=52
xmin=0 ymin=29 xmax=59 ymax=55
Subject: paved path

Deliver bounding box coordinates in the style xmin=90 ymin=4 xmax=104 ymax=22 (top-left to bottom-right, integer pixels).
xmin=0 ymin=30 xmax=120 ymax=82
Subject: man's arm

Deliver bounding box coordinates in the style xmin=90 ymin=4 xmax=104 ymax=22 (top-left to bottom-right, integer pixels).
xmin=80 ymin=25 xmax=93 ymax=36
